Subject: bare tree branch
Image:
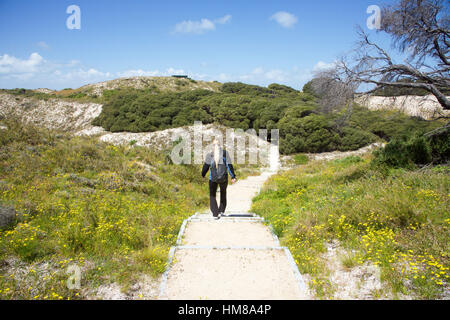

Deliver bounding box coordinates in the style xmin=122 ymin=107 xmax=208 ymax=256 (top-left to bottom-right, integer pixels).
xmin=334 ymin=0 xmax=450 ymax=110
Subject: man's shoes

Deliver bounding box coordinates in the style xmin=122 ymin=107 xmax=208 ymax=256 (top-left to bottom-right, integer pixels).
xmin=213 ymin=214 xmax=220 ymax=220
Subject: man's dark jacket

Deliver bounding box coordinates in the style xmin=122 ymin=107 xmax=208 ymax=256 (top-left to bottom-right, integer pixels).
xmin=202 ymin=149 xmax=236 ymax=183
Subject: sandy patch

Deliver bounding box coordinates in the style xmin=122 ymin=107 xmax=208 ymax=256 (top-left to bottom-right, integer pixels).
xmin=89 ymin=275 xmax=161 ymax=300
xmin=74 ymin=126 xmax=106 ymax=136
xmin=356 ymin=94 xmax=449 ymax=120
xmin=323 ymin=241 xmax=384 ymax=299
xmin=305 ymin=143 xmax=384 ymax=162
xmin=0 ymin=93 xmax=102 ymax=132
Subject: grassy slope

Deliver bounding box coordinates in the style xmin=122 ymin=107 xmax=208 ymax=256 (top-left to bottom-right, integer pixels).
xmin=252 ymin=155 xmax=449 ymax=299
xmin=1 ymin=76 xmax=222 ymax=101
xmin=0 ymin=120 xmax=212 ymax=299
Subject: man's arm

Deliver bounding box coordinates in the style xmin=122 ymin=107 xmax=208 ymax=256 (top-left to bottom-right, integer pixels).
xmin=202 ymin=153 xmax=211 ymax=178
xmin=201 ymin=162 xmax=210 ymax=178
xmin=225 ymin=151 xmax=236 ymax=179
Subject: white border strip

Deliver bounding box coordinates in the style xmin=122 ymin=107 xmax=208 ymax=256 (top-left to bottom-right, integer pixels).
xmin=176 ymin=245 xmax=285 ymax=250
xmin=266 ymin=221 xmax=281 ymax=246
xmin=188 ymin=217 xmax=264 ymax=222
xmin=175 ymin=218 xmax=189 ymax=245
xmin=283 ymin=247 xmax=308 ymax=293
xmin=158 ymin=246 xmax=176 ymax=299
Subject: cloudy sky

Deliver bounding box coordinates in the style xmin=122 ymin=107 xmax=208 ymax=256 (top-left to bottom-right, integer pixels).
xmin=0 ymin=0 xmax=394 ymax=90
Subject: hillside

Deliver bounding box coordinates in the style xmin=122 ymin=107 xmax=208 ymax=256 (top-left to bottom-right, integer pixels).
xmin=32 ymin=76 xmax=222 ymax=98
xmin=356 ymin=94 xmax=450 ymax=120
xmin=0 ymin=78 xmax=445 ymax=158
xmin=0 ymin=92 xmax=102 ymax=133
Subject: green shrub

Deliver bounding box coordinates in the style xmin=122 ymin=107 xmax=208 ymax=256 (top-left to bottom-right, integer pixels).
xmin=332 ymin=156 xmax=363 ymax=165
xmin=374 ymin=135 xmax=433 ymax=168
xmin=407 ymin=135 xmax=432 ymax=165
xmin=349 ymin=105 xmax=440 ymax=142
xmin=428 ymin=127 xmax=449 ymax=163
xmin=279 ymin=114 xmax=340 ymax=153
xmin=302 ymin=80 xmax=319 ymax=97
xmin=339 ymin=127 xmax=377 ymax=151
xmin=293 ymin=154 xmax=309 ymax=165
xmin=373 ymin=139 xmax=412 ymax=168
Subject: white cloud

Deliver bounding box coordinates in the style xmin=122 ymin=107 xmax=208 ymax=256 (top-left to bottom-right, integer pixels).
xmin=117 ymin=69 xmax=161 ymax=78
xmin=0 ymin=52 xmax=193 ymax=89
xmin=174 ymin=19 xmax=215 ymax=34
xmin=312 ymin=61 xmax=337 ymax=72
xmin=270 ymin=11 xmax=298 ymax=28
xmin=117 ymin=68 xmax=186 ymax=78
xmin=214 ymin=14 xmax=232 ymax=24
xmin=238 ymin=67 xmax=288 ymax=83
xmin=173 ymin=14 xmax=232 ymax=34
xmin=264 ymin=69 xmax=287 ymax=82
xmin=217 ymin=73 xmax=229 ymax=81
xmin=0 ymin=52 xmax=330 ymax=91
xmin=0 ymin=52 xmax=116 ymax=89
xmin=68 ymin=60 xmax=81 ymax=67
xmin=37 ymin=41 xmax=49 ymax=50
xmin=73 ymin=68 xmax=111 ymax=79
xmin=0 ymin=52 xmax=44 ymax=74
xmin=251 ymin=67 xmax=264 ymax=75
xmin=166 ymin=67 xmax=186 ymax=75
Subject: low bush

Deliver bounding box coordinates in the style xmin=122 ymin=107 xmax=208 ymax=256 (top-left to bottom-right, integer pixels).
xmin=293 ymin=154 xmax=309 ymax=165
xmin=373 ymin=131 xmax=448 ymax=168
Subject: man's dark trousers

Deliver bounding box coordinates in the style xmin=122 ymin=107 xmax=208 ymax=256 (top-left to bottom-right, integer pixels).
xmin=209 ymin=180 xmax=228 ymax=217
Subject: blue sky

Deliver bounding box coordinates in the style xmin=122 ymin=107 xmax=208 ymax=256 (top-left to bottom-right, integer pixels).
xmin=0 ymin=0 xmax=395 ymax=90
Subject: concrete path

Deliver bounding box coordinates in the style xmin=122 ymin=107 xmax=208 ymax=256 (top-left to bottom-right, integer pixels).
xmin=158 ymin=146 xmax=310 ymax=300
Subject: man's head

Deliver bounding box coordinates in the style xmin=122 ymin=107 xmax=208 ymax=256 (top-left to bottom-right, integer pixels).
xmin=212 ymin=136 xmax=222 ymax=148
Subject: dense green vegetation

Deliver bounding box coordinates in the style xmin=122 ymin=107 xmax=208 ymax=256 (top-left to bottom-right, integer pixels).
xmin=90 ymin=82 xmax=443 ymax=155
xmin=252 ymin=154 xmax=449 ymax=299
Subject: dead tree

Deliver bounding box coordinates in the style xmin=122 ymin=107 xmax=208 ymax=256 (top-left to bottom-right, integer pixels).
xmin=339 ymin=0 xmax=449 ymax=111
xmin=310 ymin=68 xmax=359 ymax=130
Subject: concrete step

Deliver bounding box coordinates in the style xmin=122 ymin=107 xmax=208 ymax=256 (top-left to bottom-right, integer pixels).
xmin=180 ymin=219 xmax=279 ymax=247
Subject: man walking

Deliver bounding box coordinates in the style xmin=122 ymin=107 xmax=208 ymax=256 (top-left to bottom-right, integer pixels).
xmin=201 ymin=138 xmax=237 ymax=219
